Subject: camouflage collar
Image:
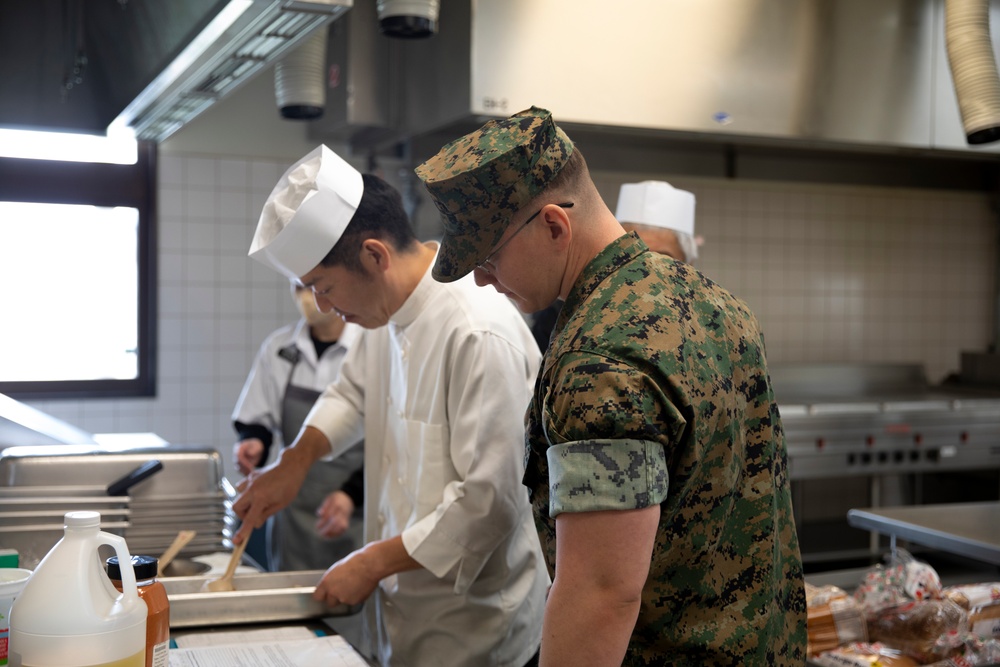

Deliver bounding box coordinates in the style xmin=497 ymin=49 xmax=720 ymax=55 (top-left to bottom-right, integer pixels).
xmin=558 ymin=232 xmax=648 ymax=324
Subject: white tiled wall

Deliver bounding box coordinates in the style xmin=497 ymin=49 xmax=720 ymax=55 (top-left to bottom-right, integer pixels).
xmin=25 ymin=155 xmax=998 ymax=483
xmin=593 ymin=173 xmax=997 ymax=383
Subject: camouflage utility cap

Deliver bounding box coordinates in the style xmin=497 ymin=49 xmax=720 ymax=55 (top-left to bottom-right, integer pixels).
xmin=414 ymin=106 xmax=574 ymax=282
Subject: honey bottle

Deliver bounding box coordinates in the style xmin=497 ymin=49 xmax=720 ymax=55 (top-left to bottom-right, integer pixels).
xmin=107 ymin=555 xmax=170 ymax=667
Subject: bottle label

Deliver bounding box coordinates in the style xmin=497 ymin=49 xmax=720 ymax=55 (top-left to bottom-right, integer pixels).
xmin=152 ymin=640 xmax=169 ymax=667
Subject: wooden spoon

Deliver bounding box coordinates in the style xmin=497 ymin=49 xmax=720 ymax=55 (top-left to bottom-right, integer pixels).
xmin=201 ymin=537 xmax=248 ymax=592
xmin=157 ymin=530 xmax=197 ymax=577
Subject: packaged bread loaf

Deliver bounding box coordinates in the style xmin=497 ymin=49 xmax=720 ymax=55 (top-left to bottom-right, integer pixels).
xmin=942 ymin=583 xmax=1000 ymax=639
xmin=867 ymin=599 xmax=968 ymax=662
xmin=810 ymin=641 xmax=919 ymax=667
xmin=922 ymin=635 xmax=1000 ymax=666
xmin=807 ymin=583 xmax=869 ymax=654
xmin=853 ymin=549 xmax=942 ymax=618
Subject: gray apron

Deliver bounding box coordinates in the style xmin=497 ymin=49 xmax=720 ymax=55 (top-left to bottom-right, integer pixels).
xmin=266 ymin=344 xmax=365 ymax=571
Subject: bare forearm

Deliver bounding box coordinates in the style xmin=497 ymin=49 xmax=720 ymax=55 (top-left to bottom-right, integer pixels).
xmin=540 ymin=577 xmax=640 ymax=666
xmin=233 ymin=426 xmax=333 ymax=540
xmin=362 ymin=535 xmax=422 ymax=580
xmin=541 ymin=506 xmax=660 ymax=666
xmin=313 ymin=535 xmax=423 ymax=607
xmin=278 ymin=426 xmax=331 ymax=471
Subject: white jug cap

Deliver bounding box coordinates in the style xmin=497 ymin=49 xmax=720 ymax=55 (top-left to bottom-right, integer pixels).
xmin=65 ymin=511 xmax=100 ymax=528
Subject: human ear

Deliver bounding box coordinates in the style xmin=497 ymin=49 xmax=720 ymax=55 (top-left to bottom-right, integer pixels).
xmin=542 ymin=205 xmax=572 ymax=250
xmin=360 ymin=238 xmax=390 ymax=272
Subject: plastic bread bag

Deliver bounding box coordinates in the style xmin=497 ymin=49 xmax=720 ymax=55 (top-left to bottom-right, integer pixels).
xmin=922 ymin=636 xmax=1000 ymax=666
xmin=942 ymin=583 xmax=1000 ymax=640
xmin=853 ymin=548 xmax=943 ymax=618
xmin=806 ymin=583 xmax=869 ymax=655
xmin=867 ymin=599 xmax=969 ymax=663
xmin=810 ymin=642 xmax=919 ymax=667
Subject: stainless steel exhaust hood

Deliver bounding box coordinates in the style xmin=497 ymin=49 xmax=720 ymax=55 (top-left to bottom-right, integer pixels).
xmin=373 ymin=0 xmax=1000 ymax=157
xmin=0 ymin=0 xmax=351 ymax=142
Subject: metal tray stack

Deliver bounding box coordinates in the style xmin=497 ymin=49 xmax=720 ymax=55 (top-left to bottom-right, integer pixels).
xmin=0 ymin=443 xmax=236 ymax=568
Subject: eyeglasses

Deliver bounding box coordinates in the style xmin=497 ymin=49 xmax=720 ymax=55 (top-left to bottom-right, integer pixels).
xmin=477 ymin=202 xmax=574 ymax=274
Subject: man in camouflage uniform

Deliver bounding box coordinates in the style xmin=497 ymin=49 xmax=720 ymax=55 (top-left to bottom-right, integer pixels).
xmin=415 ymin=107 xmax=806 ymax=666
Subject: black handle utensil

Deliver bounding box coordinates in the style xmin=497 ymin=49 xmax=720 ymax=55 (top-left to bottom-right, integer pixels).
xmin=106 ymin=460 xmax=164 ymax=496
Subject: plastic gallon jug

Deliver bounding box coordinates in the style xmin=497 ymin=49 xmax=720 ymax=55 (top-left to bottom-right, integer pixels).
xmin=8 ymin=511 xmax=147 ymax=667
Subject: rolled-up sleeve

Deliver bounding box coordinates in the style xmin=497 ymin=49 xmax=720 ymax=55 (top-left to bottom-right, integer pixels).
xmin=542 ymin=351 xmax=684 ymax=518
xmin=547 ymin=438 xmax=669 ymax=517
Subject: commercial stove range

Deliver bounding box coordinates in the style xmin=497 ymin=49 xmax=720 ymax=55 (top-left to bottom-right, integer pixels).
xmin=774 ymin=364 xmax=1000 ymax=481
xmin=771 ymin=363 xmax=1000 ymax=567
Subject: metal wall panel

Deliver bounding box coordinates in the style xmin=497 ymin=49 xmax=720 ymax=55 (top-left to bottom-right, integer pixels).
xmin=469 ymin=0 xmax=936 ymax=148
xmin=386 ymin=0 xmax=1000 ymax=155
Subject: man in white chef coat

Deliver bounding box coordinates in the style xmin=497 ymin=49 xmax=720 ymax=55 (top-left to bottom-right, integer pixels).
xmin=233 ymin=145 xmax=548 ymax=667
xmin=231 ymin=281 xmax=365 ymax=572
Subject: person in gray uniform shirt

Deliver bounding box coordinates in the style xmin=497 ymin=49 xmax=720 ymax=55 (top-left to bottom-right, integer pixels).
xmin=232 ymin=281 xmax=364 ymax=571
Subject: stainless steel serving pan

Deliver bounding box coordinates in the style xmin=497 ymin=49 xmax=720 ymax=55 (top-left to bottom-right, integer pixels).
xmin=164 ymin=570 xmax=361 ymax=628
xmin=0 ymin=508 xmax=130 ymax=525
xmin=0 ymin=444 xmax=223 ymax=496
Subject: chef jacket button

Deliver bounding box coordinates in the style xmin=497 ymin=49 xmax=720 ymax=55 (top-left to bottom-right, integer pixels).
xmin=397 ymin=476 xmax=405 ymax=485
xmin=378 ymin=513 xmax=385 ymax=525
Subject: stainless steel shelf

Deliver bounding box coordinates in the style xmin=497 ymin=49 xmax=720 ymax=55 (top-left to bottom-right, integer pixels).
xmin=846 ymin=502 xmax=1000 ymax=566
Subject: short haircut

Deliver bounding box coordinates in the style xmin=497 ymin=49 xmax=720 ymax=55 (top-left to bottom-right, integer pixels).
xmin=320 ymin=173 xmax=418 ymax=272
xmin=524 ymin=145 xmax=591 ymax=211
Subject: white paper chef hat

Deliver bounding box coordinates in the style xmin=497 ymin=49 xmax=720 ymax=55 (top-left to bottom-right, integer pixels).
xmin=248 ymin=145 xmax=363 ymax=280
xmin=615 ymin=181 xmax=696 ymax=236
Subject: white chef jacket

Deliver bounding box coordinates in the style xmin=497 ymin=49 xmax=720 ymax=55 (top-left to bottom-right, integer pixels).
xmin=304 ymin=256 xmax=549 ymax=667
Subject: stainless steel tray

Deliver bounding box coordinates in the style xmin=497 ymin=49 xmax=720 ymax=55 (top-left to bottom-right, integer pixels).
xmin=0 ymin=508 xmax=130 ymax=524
xmin=0 ymin=485 xmax=109 ymax=497
xmin=0 ymin=444 xmax=223 ymax=496
xmin=164 ymin=570 xmax=361 ymax=628
xmin=0 ymin=521 xmax=130 ymax=568
xmin=0 ymin=497 xmax=129 ymax=511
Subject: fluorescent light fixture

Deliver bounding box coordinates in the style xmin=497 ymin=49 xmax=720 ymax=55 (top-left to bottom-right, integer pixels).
xmin=111 ymin=0 xmax=254 ymax=135
xmin=0 ymin=126 xmax=138 ymax=164
xmin=113 ymin=0 xmax=350 ymax=142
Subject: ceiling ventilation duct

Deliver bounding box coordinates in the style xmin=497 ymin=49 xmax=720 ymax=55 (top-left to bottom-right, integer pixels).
xmin=275 ymin=30 xmax=329 ymax=119
xmin=377 ymin=0 xmax=439 ymax=38
xmin=112 ymin=0 xmax=352 ymax=142
xmin=945 ymin=0 xmax=1000 ymax=144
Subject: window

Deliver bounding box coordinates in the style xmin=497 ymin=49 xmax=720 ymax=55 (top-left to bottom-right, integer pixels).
xmin=0 ymin=137 xmax=156 ymax=399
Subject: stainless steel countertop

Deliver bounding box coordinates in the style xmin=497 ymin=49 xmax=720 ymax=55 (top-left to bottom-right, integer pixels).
xmin=846 ymin=502 xmax=1000 ymax=566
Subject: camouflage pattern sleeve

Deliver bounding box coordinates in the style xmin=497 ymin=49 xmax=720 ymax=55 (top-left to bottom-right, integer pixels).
xmin=541 ymin=351 xmax=675 ymax=517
